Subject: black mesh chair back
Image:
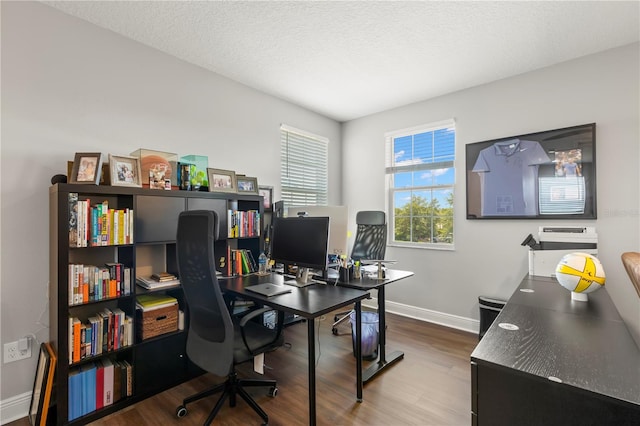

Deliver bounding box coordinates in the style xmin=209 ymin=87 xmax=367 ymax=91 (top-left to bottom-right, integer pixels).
xmin=176 ymin=210 xmax=282 ymax=425
xmin=177 ymin=210 xmax=234 ymax=376
xmin=350 ymin=211 xmax=387 ymax=262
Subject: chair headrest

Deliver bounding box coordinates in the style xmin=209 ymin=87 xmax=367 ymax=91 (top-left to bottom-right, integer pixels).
xmin=356 ymin=211 xmax=386 ymax=226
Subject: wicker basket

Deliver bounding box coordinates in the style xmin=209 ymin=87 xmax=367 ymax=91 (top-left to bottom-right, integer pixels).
xmin=137 ymin=304 xmax=178 ymax=340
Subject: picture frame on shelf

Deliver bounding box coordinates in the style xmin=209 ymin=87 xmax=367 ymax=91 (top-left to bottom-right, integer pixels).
xmin=29 ymin=342 xmax=56 ymax=426
xmin=237 ymin=176 xmax=259 ymax=195
xmin=207 ymin=168 xmax=237 ymax=193
xmin=70 ymin=152 xmax=103 ymax=184
xmin=68 ymin=161 xmax=110 ymax=185
xmin=258 ymin=186 xmax=273 ymax=211
xmin=109 ymin=154 xmax=142 ymax=187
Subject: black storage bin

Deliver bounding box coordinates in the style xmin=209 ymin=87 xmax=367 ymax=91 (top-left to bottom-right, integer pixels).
xmin=478 ymin=296 xmax=506 ymax=340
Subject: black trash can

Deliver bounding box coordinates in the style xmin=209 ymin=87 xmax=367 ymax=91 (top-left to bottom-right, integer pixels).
xmin=478 ymin=296 xmax=506 ymax=340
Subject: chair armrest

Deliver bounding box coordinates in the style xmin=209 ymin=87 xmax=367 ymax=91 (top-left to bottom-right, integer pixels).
xmin=239 ymin=307 xmax=273 ymax=327
xmin=239 ymin=306 xmax=286 ymax=356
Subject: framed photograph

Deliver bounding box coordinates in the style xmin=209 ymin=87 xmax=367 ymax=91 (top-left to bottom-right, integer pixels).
xmin=466 ymin=123 xmax=596 ymax=220
xmin=237 ymin=176 xmax=259 ymax=195
xmin=258 ymin=186 xmax=273 ymax=211
xmin=207 ymin=168 xmax=237 ymax=193
xmin=68 ymin=161 xmax=110 ymax=185
xmin=109 ymin=154 xmax=142 ymax=187
xmin=70 ymin=153 xmax=103 ymax=184
xmin=29 ymin=342 xmax=56 ymax=426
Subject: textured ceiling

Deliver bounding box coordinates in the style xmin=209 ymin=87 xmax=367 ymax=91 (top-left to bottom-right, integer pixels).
xmin=42 ymin=1 xmax=640 ymax=122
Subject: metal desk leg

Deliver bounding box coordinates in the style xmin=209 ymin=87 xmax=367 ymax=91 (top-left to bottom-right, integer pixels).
xmin=355 ymin=301 xmax=363 ymax=402
xmin=363 ymin=286 xmax=404 ymax=383
xmin=307 ymin=317 xmax=316 ymax=426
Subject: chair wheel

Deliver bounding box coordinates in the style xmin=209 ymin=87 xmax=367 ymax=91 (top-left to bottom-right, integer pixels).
xmin=334 ymin=315 xmax=340 ymax=322
xmin=332 ymin=327 xmax=339 ymax=335
xmin=269 ymin=386 xmax=278 ymax=397
xmin=176 ymin=405 xmax=187 ymax=418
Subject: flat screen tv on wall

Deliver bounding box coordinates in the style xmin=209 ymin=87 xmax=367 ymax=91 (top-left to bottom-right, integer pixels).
xmin=466 ymin=123 xmax=596 ymax=220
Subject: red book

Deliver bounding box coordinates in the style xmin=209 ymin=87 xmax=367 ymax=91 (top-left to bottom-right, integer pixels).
xmin=96 ymin=362 xmax=104 ymax=409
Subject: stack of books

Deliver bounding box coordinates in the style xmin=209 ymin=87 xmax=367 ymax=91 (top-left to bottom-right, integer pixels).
xmin=151 ymin=272 xmax=176 ymax=282
xmin=136 ymin=272 xmax=180 ymax=290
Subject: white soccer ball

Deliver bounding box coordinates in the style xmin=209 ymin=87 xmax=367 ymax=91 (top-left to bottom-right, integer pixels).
xmin=555 ymin=252 xmax=605 ymax=294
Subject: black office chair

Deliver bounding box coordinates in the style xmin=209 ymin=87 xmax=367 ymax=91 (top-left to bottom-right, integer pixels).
xmin=175 ymin=210 xmax=284 ymax=425
xmin=350 ymin=211 xmax=387 ymax=262
xmin=332 ymin=211 xmax=387 ymax=333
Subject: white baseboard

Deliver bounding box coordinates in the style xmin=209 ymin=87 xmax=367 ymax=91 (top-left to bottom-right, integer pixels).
xmin=0 ymin=391 xmax=31 ymax=425
xmin=363 ymin=298 xmax=480 ymax=335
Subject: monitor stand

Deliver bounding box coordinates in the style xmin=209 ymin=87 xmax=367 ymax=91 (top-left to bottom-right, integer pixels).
xmin=296 ymin=267 xmax=314 ymax=285
xmin=284 ymin=267 xmax=318 ymax=288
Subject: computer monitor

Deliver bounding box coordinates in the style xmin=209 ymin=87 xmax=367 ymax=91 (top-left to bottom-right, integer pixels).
xmin=287 ymin=205 xmax=349 ymax=257
xmin=271 ymin=216 xmax=330 ymax=284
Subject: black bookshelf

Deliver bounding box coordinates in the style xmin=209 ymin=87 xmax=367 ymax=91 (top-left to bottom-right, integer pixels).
xmin=49 ymin=183 xmax=264 ymax=425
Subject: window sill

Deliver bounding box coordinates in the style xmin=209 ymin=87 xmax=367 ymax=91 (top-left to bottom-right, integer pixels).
xmin=388 ymin=242 xmax=455 ymax=251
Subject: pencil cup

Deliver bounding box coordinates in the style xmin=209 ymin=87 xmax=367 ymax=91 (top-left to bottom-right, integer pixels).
xmin=339 ymin=267 xmax=352 ymax=282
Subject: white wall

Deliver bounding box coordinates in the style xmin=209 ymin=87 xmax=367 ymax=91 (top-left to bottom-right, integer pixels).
xmin=2 ymin=0 xmax=639 ymax=421
xmin=0 ymin=1 xmax=341 ymax=416
xmin=343 ymin=43 xmax=640 ymax=341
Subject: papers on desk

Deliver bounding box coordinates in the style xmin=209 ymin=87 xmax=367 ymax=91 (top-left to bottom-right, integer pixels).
xmin=361 ymin=265 xmax=381 ymax=274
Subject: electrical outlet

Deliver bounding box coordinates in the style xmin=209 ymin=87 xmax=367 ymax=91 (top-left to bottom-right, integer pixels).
xmin=3 ymin=340 xmax=31 ymax=363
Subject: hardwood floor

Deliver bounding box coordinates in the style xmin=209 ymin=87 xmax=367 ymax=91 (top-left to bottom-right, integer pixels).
xmin=10 ymin=311 xmax=477 ymax=425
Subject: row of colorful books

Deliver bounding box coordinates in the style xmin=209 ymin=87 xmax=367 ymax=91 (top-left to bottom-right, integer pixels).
xmin=69 ymin=308 xmax=133 ymax=364
xmin=226 ymin=247 xmax=258 ymax=276
xmin=68 ymin=263 xmax=132 ymax=305
xmin=68 ymin=193 xmax=134 ymax=248
xmin=227 ymin=209 xmax=261 ymax=238
xmin=68 ymin=357 xmax=132 ymax=421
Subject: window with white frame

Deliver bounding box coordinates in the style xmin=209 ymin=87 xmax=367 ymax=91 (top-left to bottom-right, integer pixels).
xmin=385 ymin=120 xmax=455 ymax=246
xmin=280 ymin=124 xmax=328 ymax=207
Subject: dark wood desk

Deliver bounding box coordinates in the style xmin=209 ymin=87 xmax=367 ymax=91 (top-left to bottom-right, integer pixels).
xmin=471 ymin=275 xmax=640 ymax=425
xmin=220 ymin=272 xmax=370 ymax=426
xmin=334 ymin=269 xmax=414 ymax=383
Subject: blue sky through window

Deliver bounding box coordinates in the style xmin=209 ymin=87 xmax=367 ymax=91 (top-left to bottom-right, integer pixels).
xmin=392 ymin=127 xmax=455 ymax=209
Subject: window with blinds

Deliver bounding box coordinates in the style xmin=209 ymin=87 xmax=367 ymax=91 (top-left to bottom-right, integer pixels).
xmin=385 ymin=119 xmax=456 ymax=247
xmin=280 ymin=124 xmax=329 ymax=207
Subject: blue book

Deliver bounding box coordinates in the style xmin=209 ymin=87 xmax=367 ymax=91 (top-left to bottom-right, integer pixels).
xmin=91 ymin=206 xmax=99 ymax=246
xmin=85 ymin=327 xmax=92 ymax=358
xmin=68 ymin=369 xmax=82 ymax=421
xmin=80 ymin=366 xmax=87 ymax=417
xmin=84 ymin=364 xmax=97 ymax=413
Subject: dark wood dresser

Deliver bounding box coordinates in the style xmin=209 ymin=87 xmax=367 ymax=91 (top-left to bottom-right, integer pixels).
xmin=471 ymin=275 xmax=640 ymax=425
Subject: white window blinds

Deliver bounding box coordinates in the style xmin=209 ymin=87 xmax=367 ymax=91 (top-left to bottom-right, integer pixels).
xmin=280 ymin=124 xmax=329 ymax=207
